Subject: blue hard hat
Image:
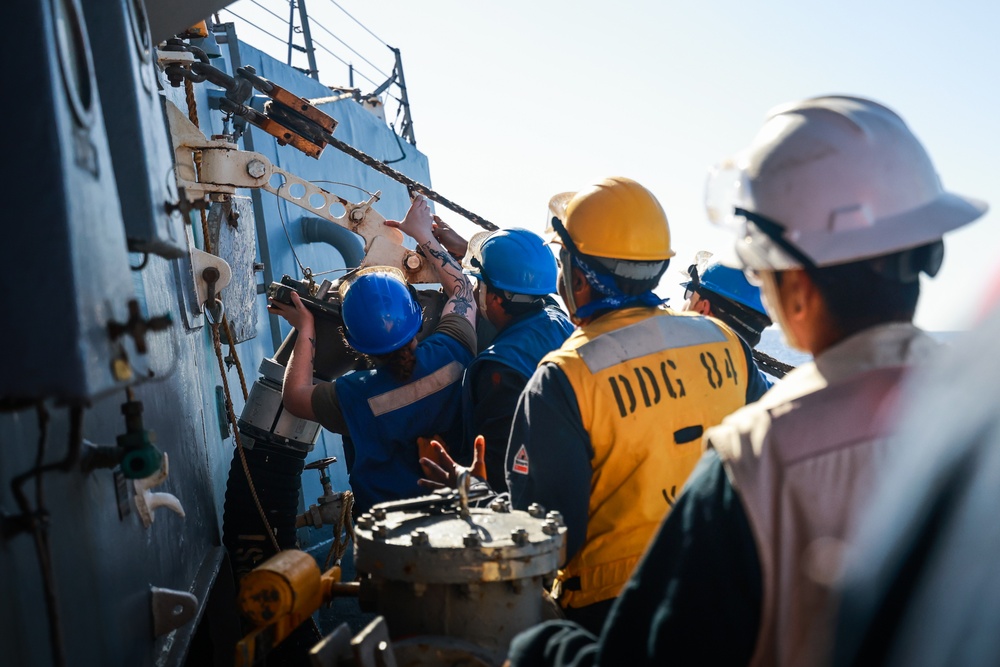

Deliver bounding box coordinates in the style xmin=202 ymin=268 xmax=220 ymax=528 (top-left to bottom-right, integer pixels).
xmin=682 ymin=257 xmax=767 ymax=316
xmin=341 ymin=269 xmax=423 ymax=355
xmin=462 ymin=228 xmax=558 ymax=295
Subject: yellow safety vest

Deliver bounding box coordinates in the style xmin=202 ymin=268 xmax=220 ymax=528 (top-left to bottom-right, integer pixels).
xmin=549 ymin=306 xmax=748 ymax=608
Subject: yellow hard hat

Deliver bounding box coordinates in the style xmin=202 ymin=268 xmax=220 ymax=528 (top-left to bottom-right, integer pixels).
xmin=547 ymin=176 xmax=674 ymax=261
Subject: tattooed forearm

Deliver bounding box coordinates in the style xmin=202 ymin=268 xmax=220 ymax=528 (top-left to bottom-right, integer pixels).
xmin=423 ymin=240 xmax=474 ymax=306
xmin=424 ymin=242 xmax=461 ymax=271
xmin=449 ymin=296 xmax=474 ymax=317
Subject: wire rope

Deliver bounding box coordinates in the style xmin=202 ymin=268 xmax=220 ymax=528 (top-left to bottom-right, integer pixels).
xmin=248 ymin=0 xmax=289 ymax=26
xmin=321 ymin=0 xmax=389 ymax=47
xmin=309 ymin=15 xmax=391 ymax=79
xmin=218 ymin=8 xmax=288 ymax=47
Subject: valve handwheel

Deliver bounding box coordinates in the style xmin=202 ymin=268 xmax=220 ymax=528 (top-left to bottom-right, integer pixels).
xmin=304 ymin=456 xmax=337 ymax=471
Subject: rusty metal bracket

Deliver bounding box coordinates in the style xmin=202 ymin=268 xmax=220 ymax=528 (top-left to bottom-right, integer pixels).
xmin=166 ymin=100 xmax=439 ymax=283
xmin=158 ymin=49 xmax=496 ymax=232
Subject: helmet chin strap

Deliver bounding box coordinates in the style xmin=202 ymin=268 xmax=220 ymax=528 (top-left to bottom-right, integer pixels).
xmin=560 ymin=245 xmax=664 ymax=323
xmin=476 ymin=278 xmax=490 ymax=314
xmin=552 ymin=215 xmax=665 ymax=322
xmin=559 ymin=246 xmax=582 ymax=324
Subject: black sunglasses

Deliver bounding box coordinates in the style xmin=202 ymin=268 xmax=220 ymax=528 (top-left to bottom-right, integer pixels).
xmin=684 ymin=264 xmax=701 ymax=301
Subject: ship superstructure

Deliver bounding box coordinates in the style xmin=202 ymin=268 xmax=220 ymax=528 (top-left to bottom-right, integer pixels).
xmin=1 ymin=2 xmax=559 ymax=666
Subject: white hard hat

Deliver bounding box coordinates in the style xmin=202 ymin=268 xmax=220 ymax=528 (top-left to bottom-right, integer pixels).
xmin=705 ymin=95 xmax=988 ymax=271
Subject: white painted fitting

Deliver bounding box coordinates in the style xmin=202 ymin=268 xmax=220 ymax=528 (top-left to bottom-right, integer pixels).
xmin=134 ymin=453 xmax=186 ymax=528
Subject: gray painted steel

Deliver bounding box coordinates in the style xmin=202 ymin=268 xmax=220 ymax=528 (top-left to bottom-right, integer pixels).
xmin=355 ymin=502 xmax=566 ymax=665
xmin=1 ymin=6 xmax=434 ymax=666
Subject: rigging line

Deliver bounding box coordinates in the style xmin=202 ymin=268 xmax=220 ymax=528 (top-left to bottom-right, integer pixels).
xmin=30 ymin=402 xmax=64 ymax=667
xmin=129 ymin=252 xmax=150 ymax=271
xmin=276 ymin=180 xmax=370 ymax=279
xmin=308 ymin=16 xmax=391 ymax=79
xmin=318 ymin=129 xmax=498 ymax=231
xmin=219 ymin=8 xmax=289 ymax=47
xmin=310 ymin=266 xmax=354 ymax=278
xmin=248 ymin=0 xmax=289 ymax=26
xmin=180 ymin=49 xmax=279 ymax=565
xmin=211 ymin=323 xmax=281 ymax=554
xmin=321 ymin=0 xmax=389 ymax=47
xmin=274 ymin=190 xmax=310 ymax=278
xmin=250 ymin=0 xmax=389 ymax=85
xmin=223 ymin=5 xmax=386 ymax=95
xmin=313 ymin=41 xmax=380 ymax=88
xmin=7 ymin=404 xmax=83 ymax=667
xmin=311 ymin=180 xmax=377 ymax=197
xmin=384 ymin=123 xmax=407 ymax=165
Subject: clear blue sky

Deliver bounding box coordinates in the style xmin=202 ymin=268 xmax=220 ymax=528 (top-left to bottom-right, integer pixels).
xmin=221 ymin=0 xmax=998 ymax=331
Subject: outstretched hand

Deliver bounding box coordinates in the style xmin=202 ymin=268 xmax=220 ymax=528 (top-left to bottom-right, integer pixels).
xmin=384 ymin=195 xmax=434 ymax=244
xmin=432 ymin=215 xmax=469 ymax=260
xmin=418 ymin=435 xmax=487 ymax=491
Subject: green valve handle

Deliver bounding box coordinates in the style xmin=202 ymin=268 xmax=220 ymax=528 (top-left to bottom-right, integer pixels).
xmin=116 ymin=399 xmax=164 ymax=479
xmin=121 ymin=445 xmax=164 ymax=480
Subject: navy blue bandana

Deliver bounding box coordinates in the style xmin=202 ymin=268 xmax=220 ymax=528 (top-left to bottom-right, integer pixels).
xmin=550 ymin=214 xmax=667 ymax=319
xmin=571 ymin=252 xmax=666 ymax=320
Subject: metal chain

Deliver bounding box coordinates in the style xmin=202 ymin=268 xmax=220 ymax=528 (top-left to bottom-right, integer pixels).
xmin=752 ymin=348 xmax=795 ymax=379
xmin=321 ymin=133 xmax=498 ymax=232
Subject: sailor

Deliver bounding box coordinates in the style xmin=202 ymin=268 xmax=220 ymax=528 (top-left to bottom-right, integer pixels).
xmin=829 ymin=278 xmax=999 ymax=667
xmin=681 ymin=251 xmax=772 ymax=347
xmin=505 ymin=96 xmax=987 ymax=667
xmin=504 ymin=176 xmax=770 ymax=634
xmin=681 ymin=251 xmax=787 ymax=381
xmin=451 ymin=227 xmax=574 ymax=491
xmin=268 ymin=195 xmax=477 ymax=515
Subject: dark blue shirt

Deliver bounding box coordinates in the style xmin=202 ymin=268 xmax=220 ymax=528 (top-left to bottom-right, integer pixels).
xmin=506 ymin=449 xmax=762 ymax=667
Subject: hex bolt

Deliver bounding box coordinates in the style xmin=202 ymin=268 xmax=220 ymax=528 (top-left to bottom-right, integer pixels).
xmin=490 ymin=498 xmax=511 ymax=513
xmin=410 ymin=529 xmax=429 ymax=546
xmin=246 ymin=159 xmax=267 ymax=179
xmin=542 ymin=519 xmax=560 ymax=536
xmin=527 ymin=503 xmax=546 ymax=518
xmin=372 ymin=507 xmax=387 ymax=521
xmin=463 ymin=531 xmax=481 ymax=547
xmin=511 ymin=528 xmax=529 ymax=546
xmin=356 ymin=513 xmax=373 ymax=529
xmin=545 ymin=510 xmax=564 ymax=526
xmin=372 ymin=524 xmax=388 ymax=539
xmin=350 ymin=208 xmax=366 ymax=222
xmin=404 ymin=253 xmax=422 ymax=271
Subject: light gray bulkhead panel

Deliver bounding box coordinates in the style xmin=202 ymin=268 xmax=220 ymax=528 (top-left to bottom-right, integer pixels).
xmin=207 ymin=196 xmax=259 ymax=343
